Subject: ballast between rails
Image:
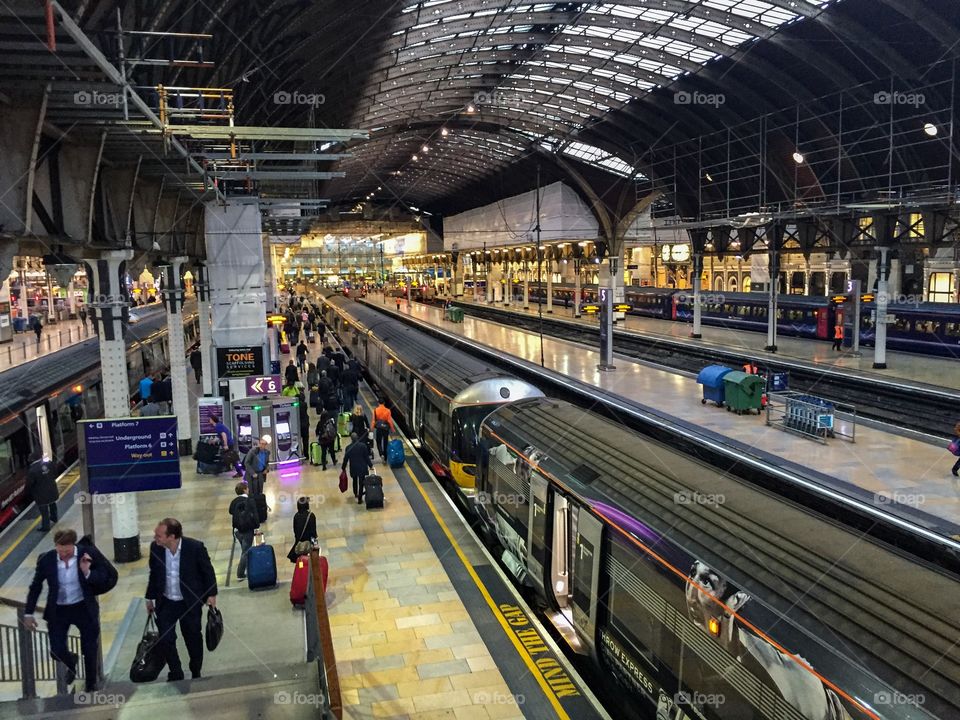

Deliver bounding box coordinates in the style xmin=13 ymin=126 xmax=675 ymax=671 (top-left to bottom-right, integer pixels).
xmin=362 ymin=299 xmax=960 ymax=574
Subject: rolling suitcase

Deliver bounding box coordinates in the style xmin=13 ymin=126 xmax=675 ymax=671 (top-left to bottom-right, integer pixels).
xmin=309 ymin=442 xmax=322 ymax=466
xmin=280 ymin=342 xmax=290 ymax=354
xmin=247 ymin=534 xmax=278 ymax=590
xmin=307 ymin=330 xmax=315 ymax=344
xmin=337 ymin=412 xmax=351 ymax=437
xmin=252 ymin=492 xmax=268 ymax=523
xmin=387 ymin=439 xmax=404 ymax=468
xmin=364 ymin=475 xmax=384 ymax=509
xmin=290 ymin=555 xmax=309 ymax=606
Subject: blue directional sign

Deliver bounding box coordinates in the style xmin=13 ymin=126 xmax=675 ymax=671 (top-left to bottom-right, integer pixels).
xmin=82 ymin=416 xmax=182 ymax=494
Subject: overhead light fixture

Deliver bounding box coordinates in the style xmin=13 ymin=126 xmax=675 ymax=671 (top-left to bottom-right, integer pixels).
xmin=466 ymin=104 xmax=476 ymax=113
xmin=441 ymin=127 xmax=449 ymax=136
xmin=422 ymin=144 xmax=429 ymax=152
xmin=923 ymin=122 xmax=938 ymax=136
xmin=792 ymin=151 xmax=805 ymax=164
xmin=412 ymin=154 xmax=419 ymax=161
xmin=705 ymin=173 xmax=713 ymax=182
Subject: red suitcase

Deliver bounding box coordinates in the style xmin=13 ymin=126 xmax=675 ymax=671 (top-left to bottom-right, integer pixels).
xmin=290 ymin=555 xmax=328 ymax=607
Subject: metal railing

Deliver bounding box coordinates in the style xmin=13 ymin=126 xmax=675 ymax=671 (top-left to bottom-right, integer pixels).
xmin=2 ymin=324 xmax=92 ymax=367
xmin=0 ymin=598 xmax=89 ymax=699
xmin=304 ymin=551 xmax=341 ymax=720
xmin=766 ymin=391 xmax=857 ymax=444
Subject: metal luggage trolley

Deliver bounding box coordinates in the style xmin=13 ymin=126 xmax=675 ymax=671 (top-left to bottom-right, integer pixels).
xmin=766 ymin=391 xmax=857 ymax=444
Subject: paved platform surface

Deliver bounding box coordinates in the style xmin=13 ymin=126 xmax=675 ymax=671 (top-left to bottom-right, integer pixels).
xmin=445 ymin=290 xmax=960 ymax=390
xmin=0 ymin=337 xmax=581 ymax=719
xmin=372 ymin=294 xmax=960 ymax=533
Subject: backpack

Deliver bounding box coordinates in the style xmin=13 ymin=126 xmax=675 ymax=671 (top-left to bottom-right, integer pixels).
xmin=321 ymin=418 xmax=337 ymax=444
xmin=234 ymin=498 xmax=258 ymax=532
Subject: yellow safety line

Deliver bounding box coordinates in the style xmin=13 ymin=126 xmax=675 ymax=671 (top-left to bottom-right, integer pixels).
xmin=0 ymin=473 xmax=80 ymax=564
xmin=405 ymin=467 xmax=572 ymax=719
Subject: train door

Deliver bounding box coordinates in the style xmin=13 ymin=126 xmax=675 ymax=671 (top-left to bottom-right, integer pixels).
xmin=526 ymin=473 xmax=550 ymax=596
xmin=411 ymin=378 xmax=425 ymax=443
xmin=571 ymin=511 xmax=602 ymax=655
xmin=34 ymin=405 xmax=53 ymax=460
xmin=551 ymin=492 xmax=575 ymax=619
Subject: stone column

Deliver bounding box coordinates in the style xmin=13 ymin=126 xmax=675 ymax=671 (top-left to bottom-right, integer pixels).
xmin=161 ymin=257 xmax=192 ymax=454
xmin=503 ymin=261 xmax=512 ymax=307
xmin=546 ymin=258 xmax=554 ymax=313
xmin=522 ymin=262 xmax=530 ymax=309
xmin=90 ymin=249 xmax=140 ymax=562
xmin=195 ymin=264 xmax=214 ymax=396
xmin=46 ymin=276 xmax=56 ymax=323
xmin=574 ymin=259 xmax=582 ymax=318
xmin=67 ymin=280 xmax=77 ymax=317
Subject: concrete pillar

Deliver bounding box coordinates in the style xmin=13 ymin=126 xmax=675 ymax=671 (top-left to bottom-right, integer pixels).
xmin=68 ymin=280 xmax=77 ymax=317
xmin=889 ymin=258 xmax=902 ymax=297
xmin=90 ymin=249 xmax=140 ymax=563
xmin=522 ymin=263 xmax=529 ymax=309
xmin=195 ymin=264 xmax=214 ymax=397
xmin=574 ymin=261 xmax=582 ymax=318
xmin=546 ymin=259 xmax=554 ymax=313
xmin=692 ymin=253 xmax=703 ymax=339
xmin=486 ymin=264 xmax=493 ymax=303
xmin=18 ymin=269 xmax=28 ymax=320
xmin=502 ymin=262 xmax=512 ymax=306
xmin=46 ymin=276 xmax=55 ymax=323
xmin=873 ymin=247 xmax=890 ymax=369
xmin=162 ymin=257 xmax=192 ymax=455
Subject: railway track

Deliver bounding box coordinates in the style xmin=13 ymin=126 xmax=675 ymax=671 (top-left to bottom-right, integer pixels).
xmin=451 ymin=302 xmax=960 ymax=439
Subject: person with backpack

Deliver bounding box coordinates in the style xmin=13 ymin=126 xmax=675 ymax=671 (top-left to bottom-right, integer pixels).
xmin=228 ymin=482 xmax=259 ymax=580
xmin=296 ymin=341 xmax=309 ymax=373
xmin=23 ymin=528 xmax=118 ymax=692
xmin=316 ymin=410 xmax=338 ymax=470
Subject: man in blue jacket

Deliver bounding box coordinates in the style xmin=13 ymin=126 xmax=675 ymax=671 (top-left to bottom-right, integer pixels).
xmin=23 ymin=529 xmax=118 ymax=692
xmin=145 ymin=518 xmax=217 ymax=681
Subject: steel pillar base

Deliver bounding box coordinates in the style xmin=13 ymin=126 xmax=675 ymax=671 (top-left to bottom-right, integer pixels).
xmin=691 ymin=333 xmax=702 ymax=339
xmin=872 ymin=362 xmax=887 ymax=369
xmin=764 ymin=345 xmax=778 ymax=352
xmin=597 ymin=364 xmax=616 ymax=372
xmin=113 ymin=535 xmax=141 ymax=564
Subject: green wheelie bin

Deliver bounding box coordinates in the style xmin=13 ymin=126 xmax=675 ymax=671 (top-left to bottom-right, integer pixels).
xmin=722 ymin=371 xmax=765 ymax=415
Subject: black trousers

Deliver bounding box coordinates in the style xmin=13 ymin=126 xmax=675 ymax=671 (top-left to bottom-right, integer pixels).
xmin=351 ymin=470 xmax=368 ymax=499
xmin=48 ymin=602 xmax=99 ymax=691
xmin=155 ymin=597 xmax=204 ymax=676
xmin=953 ymin=457 xmax=960 ymax=475
xmin=375 ymin=427 xmax=389 ymax=459
xmin=320 ymin=443 xmax=336 ymax=467
xmin=39 ymin=501 xmax=59 ymax=530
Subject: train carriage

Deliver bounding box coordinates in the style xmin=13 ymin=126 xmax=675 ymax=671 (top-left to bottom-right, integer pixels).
xmin=321 ymin=294 xmax=543 ymax=489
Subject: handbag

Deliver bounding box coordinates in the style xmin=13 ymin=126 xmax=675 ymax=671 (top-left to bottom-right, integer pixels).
xmin=949 ymin=439 xmax=960 ymax=457
xmin=129 ymin=614 xmax=164 ymax=683
xmin=339 ymin=469 xmax=348 ymax=493
xmin=288 ymin=513 xmax=316 ymax=562
xmin=205 ymin=606 xmax=224 ymax=652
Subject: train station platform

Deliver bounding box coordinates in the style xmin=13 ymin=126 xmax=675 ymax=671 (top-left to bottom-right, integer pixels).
xmin=0 ymin=336 xmax=605 ymax=719
xmin=441 ymin=293 xmax=960 ymax=391
xmin=368 ymin=294 xmax=960 ymax=535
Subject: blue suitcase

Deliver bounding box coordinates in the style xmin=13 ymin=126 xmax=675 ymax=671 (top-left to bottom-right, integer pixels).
xmin=247 ymin=538 xmax=277 ymax=590
xmin=387 ymin=439 xmax=404 ymax=468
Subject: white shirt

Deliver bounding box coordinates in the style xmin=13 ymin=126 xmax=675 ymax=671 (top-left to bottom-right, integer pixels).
xmin=56 ymin=548 xmax=85 ymax=605
xmin=164 ymin=540 xmax=183 ymax=601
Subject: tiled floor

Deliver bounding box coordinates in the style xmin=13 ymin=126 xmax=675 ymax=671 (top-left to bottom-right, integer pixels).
xmin=382 ymin=294 xmax=960 ymax=530
xmin=0 ymin=387 xmax=524 ymax=719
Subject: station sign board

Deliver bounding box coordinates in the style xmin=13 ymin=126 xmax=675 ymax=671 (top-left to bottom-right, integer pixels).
xmin=81 ymin=416 xmax=181 ymax=494
xmin=216 ymin=346 xmax=264 ymax=378
xmin=245 ymin=375 xmax=282 ymax=396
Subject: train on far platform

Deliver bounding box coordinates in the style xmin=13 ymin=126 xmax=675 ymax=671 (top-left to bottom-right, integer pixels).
xmin=0 ymin=307 xmax=198 ymax=529
xmin=461 ymin=282 xmax=960 ymax=359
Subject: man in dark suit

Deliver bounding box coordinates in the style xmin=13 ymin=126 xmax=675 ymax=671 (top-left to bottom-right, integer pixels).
xmin=145 ymin=518 xmax=217 ymax=681
xmin=23 ymin=529 xmax=117 ymax=692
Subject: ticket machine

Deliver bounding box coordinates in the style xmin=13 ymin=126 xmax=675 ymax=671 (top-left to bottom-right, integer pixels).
xmin=230 ymin=397 xmax=302 ymax=465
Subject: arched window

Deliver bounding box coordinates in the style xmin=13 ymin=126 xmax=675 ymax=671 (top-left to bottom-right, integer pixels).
xmin=728 ymin=276 xmax=739 ymax=292
xmin=742 ymin=276 xmax=752 ymax=293
xmin=713 ymin=275 xmax=725 ymax=291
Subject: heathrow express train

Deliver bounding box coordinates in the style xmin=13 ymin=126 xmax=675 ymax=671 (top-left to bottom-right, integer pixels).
xmin=473 ymin=283 xmax=960 ymax=358
xmin=322 ymin=294 xmax=957 ymax=720
xmin=322 ymin=294 xmax=543 ymax=488
xmin=0 ymin=307 xmax=199 ymax=529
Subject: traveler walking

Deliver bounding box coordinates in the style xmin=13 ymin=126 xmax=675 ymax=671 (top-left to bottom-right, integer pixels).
xmin=145 ymin=518 xmax=217 ymax=681
xmin=24 ymin=529 xmax=117 ymax=692
xmin=342 ymin=433 xmax=374 ymax=504
xmin=316 ymin=409 xmax=338 ymax=470
xmin=228 ymin=483 xmax=259 ymax=580
xmin=189 ymin=348 xmax=202 ymax=383
xmin=372 ymin=399 xmax=395 ymax=463
xmin=832 ymin=324 xmax=844 ymax=351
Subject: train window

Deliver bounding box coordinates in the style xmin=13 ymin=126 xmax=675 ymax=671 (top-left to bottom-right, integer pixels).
xmin=572 ymin=531 xmax=594 ymax=611
xmin=895 ymin=318 xmax=912 ymax=332
xmin=0 ymin=439 xmax=13 ymax=477
xmin=451 ymin=406 xmax=489 ymax=465
xmin=947 ymin=323 xmax=960 ymax=338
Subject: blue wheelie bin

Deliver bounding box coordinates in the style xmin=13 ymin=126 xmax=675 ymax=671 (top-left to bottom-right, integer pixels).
xmin=696 ymin=365 xmax=734 ymax=407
